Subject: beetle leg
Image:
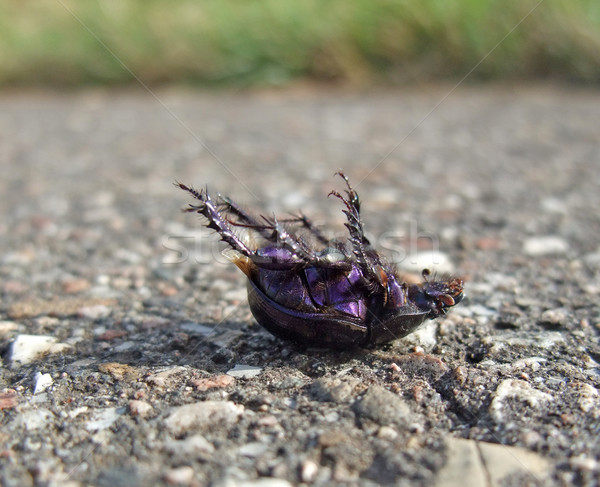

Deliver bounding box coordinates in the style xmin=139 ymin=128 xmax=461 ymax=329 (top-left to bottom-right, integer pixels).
xmin=265 ymin=217 xmax=353 ymax=271
xmin=215 ymin=195 xmax=279 ymax=242
xmin=177 ymin=182 xmax=257 ymax=258
xmin=278 ymin=212 xmax=330 ymax=246
xmin=329 ymin=172 xmax=385 ymax=286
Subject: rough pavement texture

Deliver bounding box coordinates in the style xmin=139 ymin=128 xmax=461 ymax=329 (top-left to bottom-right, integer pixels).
xmin=1 ymin=85 xmax=599 ymax=486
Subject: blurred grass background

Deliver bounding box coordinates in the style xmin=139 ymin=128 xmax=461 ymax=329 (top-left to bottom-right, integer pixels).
xmin=1 ymin=0 xmax=599 ymax=88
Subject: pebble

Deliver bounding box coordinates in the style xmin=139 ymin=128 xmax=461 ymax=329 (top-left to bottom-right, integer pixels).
xmin=96 ymin=329 xmax=127 ymax=341
xmin=391 ymin=352 xmax=449 ymax=379
xmin=0 ymin=390 xmax=19 ymax=409
xmin=435 ymin=437 xmax=549 ymax=487
xmin=433 ymin=437 xmax=486 ymax=487
xmin=570 ymin=455 xmax=599 ymax=473
xmin=540 ymin=308 xmax=569 ymax=326
xmin=353 ymin=385 xmax=412 ymax=427
xmin=489 ymin=379 xmax=553 ymax=421
xmin=129 ymin=400 xmax=154 ymax=418
xmin=180 ymin=322 xmax=216 ymax=335
xmin=226 ymin=364 xmax=263 ymax=379
xmin=11 ymin=408 xmax=54 ymax=430
xmin=85 ymin=407 xmax=123 ymax=432
xmin=146 ymin=366 xmax=189 ymax=387
xmin=164 ymin=466 xmax=194 ymax=485
xmin=484 ymin=331 xmax=564 ymax=353
xmin=569 ymin=383 xmax=599 ymax=415
xmin=78 ymin=304 xmax=112 ymax=319
xmin=10 ymin=334 xmax=71 ymax=368
xmin=300 ymin=460 xmax=319 ymax=483
xmin=310 ymin=377 xmax=359 ymax=403
xmin=377 ymin=426 xmax=398 ymax=440
xmin=238 ymin=441 xmax=268 ymax=457
xmin=164 ymin=400 xmax=244 ymax=436
xmin=62 ymin=278 xmax=91 ymax=294
xmin=400 ymin=321 xmax=438 ymax=350
xmin=191 ymin=374 xmax=235 ymax=391
xmin=98 ymin=362 xmax=140 ymax=381
xmin=0 ymin=320 xmax=19 ymax=335
xmin=163 ymin=434 xmax=215 ymax=457
xmin=477 ymin=441 xmax=550 ymax=485
xmin=523 ymin=236 xmax=569 ymax=256
xmin=33 ymin=372 xmax=53 ymax=394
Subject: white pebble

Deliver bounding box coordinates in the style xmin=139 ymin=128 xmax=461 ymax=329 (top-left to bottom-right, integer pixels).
xmin=227 ymin=364 xmax=263 ymax=379
xmin=34 ymin=372 xmax=53 ymax=394
xmin=523 ymin=236 xmax=569 ymax=256
xmin=10 ymin=334 xmax=71 ymax=368
xmin=164 ymin=401 xmax=244 ymax=436
xmin=164 ymin=466 xmax=194 ymax=485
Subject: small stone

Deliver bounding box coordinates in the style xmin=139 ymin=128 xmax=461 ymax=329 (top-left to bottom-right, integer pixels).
xmin=478 ymin=441 xmax=550 ymax=485
xmin=400 ymin=321 xmax=438 ymax=350
xmin=540 ymin=308 xmax=569 ymax=326
xmin=129 ymin=400 xmax=153 ymax=418
xmin=78 ymin=304 xmax=112 ymax=319
xmin=434 ymin=438 xmax=487 ymax=487
xmin=33 ymin=372 xmax=53 ymax=394
xmin=352 ymin=385 xmax=412 ymax=427
xmin=0 ymin=390 xmax=19 ymax=409
xmin=226 ymin=364 xmax=262 ymax=379
xmin=164 ymin=400 xmax=244 ymax=436
xmin=390 ymin=352 xmax=449 ymax=380
xmin=10 ymin=334 xmax=71 ymax=368
xmin=570 ymin=455 xmax=599 ymax=472
xmin=164 ymin=466 xmax=194 ymax=485
xmin=180 ymin=322 xmax=215 ymax=335
xmin=96 ymin=329 xmax=127 ymax=341
xmin=523 ymin=236 xmax=569 ymax=256
xmin=11 ymin=408 xmax=54 ymax=430
xmin=300 ymin=460 xmax=319 ymax=482
xmin=146 ymin=366 xmax=189 ymax=387
xmin=238 ymin=441 xmax=268 ymax=457
xmin=62 ymin=278 xmax=91 ymax=294
xmin=0 ymin=321 xmax=19 ymax=335
xmin=377 ymin=426 xmax=398 ymax=440
xmin=164 ymin=434 xmax=215 ymax=458
xmin=483 ymin=331 xmax=564 ymax=353
xmin=489 ymin=379 xmax=553 ymax=422
xmin=85 ymin=407 xmax=123 ymax=432
xmin=98 ymin=362 xmax=140 ymax=381
xmin=310 ymin=377 xmax=359 ymax=403
xmin=191 ymin=374 xmax=235 ymax=391
xmin=570 ymin=383 xmax=599 ymax=414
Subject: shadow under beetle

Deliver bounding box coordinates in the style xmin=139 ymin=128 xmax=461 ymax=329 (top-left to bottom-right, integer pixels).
xmin=178 ymin=172 xmax=463 ymax=349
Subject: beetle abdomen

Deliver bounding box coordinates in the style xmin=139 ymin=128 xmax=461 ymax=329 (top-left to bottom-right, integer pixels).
xmin=247 ymin=280 xmax=368 ymax=348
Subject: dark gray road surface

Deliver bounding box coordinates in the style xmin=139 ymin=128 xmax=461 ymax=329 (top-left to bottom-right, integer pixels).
xmin=1 ymin=85 xmax=599 ymax=486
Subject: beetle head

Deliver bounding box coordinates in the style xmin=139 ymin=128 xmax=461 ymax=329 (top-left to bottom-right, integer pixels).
xmin=408 ymin=269 xmax=464 ymax=318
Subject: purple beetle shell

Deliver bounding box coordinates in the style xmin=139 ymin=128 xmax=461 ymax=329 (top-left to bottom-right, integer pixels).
xmin=178 ymin=173 xmax=464 ymax=348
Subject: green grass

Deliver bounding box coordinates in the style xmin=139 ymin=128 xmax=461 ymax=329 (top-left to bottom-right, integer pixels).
xmin=1 ymin=0 xmax=599 ymax=87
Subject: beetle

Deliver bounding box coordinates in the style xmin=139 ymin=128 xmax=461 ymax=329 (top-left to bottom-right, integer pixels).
xmin=177 ymin=172 xmax=463 ymax=348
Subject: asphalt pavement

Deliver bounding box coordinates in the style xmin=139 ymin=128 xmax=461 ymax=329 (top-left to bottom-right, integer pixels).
xmin=1 ymin=84 xmax=599 ymax=486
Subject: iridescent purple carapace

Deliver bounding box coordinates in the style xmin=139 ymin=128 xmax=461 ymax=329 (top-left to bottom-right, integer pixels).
xmin=178 ymin=172 xmax=463 ymax=348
